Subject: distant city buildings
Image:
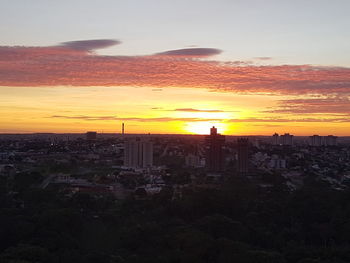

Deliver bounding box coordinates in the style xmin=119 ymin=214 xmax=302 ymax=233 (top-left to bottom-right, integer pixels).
xmin=86 ymin=131 xmax=97 ymax=140
xmin=205 ymin=126 xmax=225 ymax=172
xmin=271 ymin=133 xmax=294 ymax=146
xmin=0 ymin=132 xmax=349 ymax=198
xmin=124 ymin=138 xmax=153 ymax=168
xmin=185 ymin=153 xmax=204 ymax=168
xmin=271 ymin=133 xmax=338 ymax=147
xmin=237 ymin=138 xmax=249 ymax=174
xmin=309 ymin=135 xmax=337 ymax=146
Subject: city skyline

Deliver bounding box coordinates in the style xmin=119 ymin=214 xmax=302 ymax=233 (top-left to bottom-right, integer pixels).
xmin=1 ymin=1 xmax=350 ymax=135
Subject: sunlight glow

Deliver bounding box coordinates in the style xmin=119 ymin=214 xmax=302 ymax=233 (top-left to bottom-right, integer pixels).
xmin=184 ymin=122 xmax=228 ymax=135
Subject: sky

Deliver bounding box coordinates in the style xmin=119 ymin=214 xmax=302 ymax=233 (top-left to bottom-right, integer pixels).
xmin=0 ymin=0 xmax=350 ymax=135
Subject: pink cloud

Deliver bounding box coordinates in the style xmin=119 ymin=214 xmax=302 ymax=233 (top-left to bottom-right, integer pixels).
xmin=0 ymin=40 xmax=350 ymax=97
xmin=266 ymin=97 xmax=350 ymax=115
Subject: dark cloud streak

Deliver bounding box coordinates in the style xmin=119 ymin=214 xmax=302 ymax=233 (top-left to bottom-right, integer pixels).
xmin=50 ymin=115 xmax=224 ymax=122
xmin=156 ymin=48 xmax=222 ymax=57
xmin=50 ymin=115 xmax=350 ymax=123
xmin=60 ymin=39 xmax=121 ymax=51
xmin=173 ymin=108 xmax=226 ymax=112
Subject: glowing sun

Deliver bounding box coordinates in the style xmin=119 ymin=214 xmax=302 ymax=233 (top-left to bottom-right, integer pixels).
xmin=185 ymin=122 xmax=228 ymax=135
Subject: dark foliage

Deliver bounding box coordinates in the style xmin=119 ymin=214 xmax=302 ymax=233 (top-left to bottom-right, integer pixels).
xmin=1 ymin=174 xmax=350 ymax=262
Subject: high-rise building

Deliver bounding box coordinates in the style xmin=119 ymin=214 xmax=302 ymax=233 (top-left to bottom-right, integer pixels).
xmin=310 ymin=135 xmax=337 ymax=146
xmin=237 ymin=138 xmax=249 ymax=174
xmin=205 ymin=126 xmax=225 ymax=172
xmin=124 ymin=138 xmax=153 ymax=168
xmin=324 ymin=135 xmax=337 ymax=146
xmin=309 ymin=135 xmax=322 ymax=146
xmin=86 ymin=131 xmax=97 ymax=140
xmin=280 ymin=133 xmax=293 ymax=146
xmin=272 ymin=133 xmax=279 ymax=145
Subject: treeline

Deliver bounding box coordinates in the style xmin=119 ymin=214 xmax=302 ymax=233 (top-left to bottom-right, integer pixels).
xmin=1 ymin=172 xmax=350 ymax=262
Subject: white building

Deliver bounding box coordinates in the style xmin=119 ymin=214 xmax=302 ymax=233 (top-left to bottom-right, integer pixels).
xmin=124 ymin=138 xmax=153 ymax=168
xmin=269 ymin=157 xmax=286 ymax=169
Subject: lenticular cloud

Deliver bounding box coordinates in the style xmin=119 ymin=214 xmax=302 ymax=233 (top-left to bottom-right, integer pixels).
xmin=59 ymin=39 xmax=121 ymax=51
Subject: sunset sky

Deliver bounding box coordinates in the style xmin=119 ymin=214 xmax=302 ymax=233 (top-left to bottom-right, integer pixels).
xmin=1 ymin=0 xmax=350 ymax=135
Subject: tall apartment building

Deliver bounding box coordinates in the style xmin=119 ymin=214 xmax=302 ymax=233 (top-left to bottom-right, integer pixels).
xmin=86 ymin=131 xmax=97 ymax=141
xmin=272 ymin=133 xmax=279 ymax=145
xmin=280 ymin=133 xmax=294 ymax=146
xmin=205 ymin=126 xmax=225 ymax=172
xmin=309 ymin=135 xmax=337 ymax=146
xmin=237 ymin=138 xmax=249 ymax=174
xmin=324 ymin=135 xmax=337 ymax=146
xmin=309 ymin=135 xmax=323 ymax=147
xmin=124 ymin=138 xmax=153 ymax=168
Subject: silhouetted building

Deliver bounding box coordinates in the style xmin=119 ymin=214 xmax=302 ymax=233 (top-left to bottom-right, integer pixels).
xmin=310 ymin=135 xmax=337 ymax=146
xmin=309 ymin=135 xmax=322 ymax=146
xmin=124 ymin=138 xmax=153 ymax=168
xmin=272 ymin=133 xmax=279 ymax=145
xmin=237 ymin=138 xmax=249 ymax=174
xmin=324 ymin=135 xmax=337 ymax=146
xmin=86 ymin=131 xmax=97 ymax=140
xmin=280 ymin=133 xmax=293 ymax=146
xmin=205 ymin=126 xmax=225 ymax=172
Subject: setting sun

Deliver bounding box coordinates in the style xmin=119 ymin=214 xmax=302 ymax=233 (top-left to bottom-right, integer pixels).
xmin=184 ymin=122 xmax=228 ymax=135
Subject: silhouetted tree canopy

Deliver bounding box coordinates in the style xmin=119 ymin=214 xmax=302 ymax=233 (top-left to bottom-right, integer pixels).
xmin=1 ymin=174 xmax=350 ymax=262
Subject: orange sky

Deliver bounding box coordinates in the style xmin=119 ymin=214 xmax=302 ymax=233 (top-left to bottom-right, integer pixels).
xmin=1 ymin=1 xmax=350 ymax=136
xmin=1 ymin=85 xmax=349 ymax=135
xmin=0 ymin=41 xmax=349 ymax=136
